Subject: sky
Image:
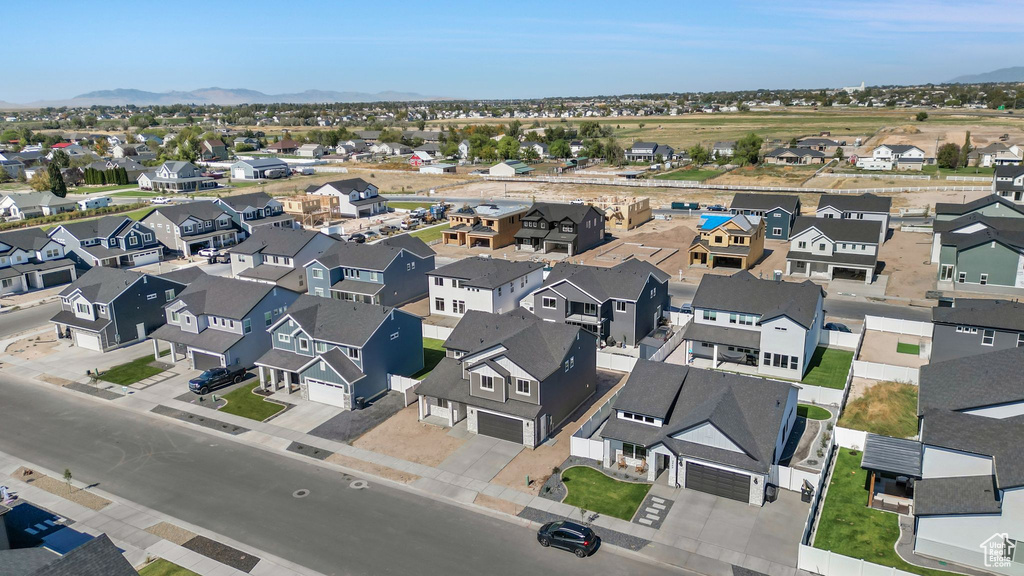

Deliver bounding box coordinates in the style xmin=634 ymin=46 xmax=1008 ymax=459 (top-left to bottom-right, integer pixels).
xmin=3 ymin=0 xmax=1023 ymax=103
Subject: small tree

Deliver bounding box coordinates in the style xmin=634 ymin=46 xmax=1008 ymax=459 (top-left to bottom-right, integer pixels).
xmin=48 ymin=163 xmax=68 ymax=197
xmin=959 ymin=131 xmax=972 ymax=168
xmin=833 ymin=147 xmax=845 ymax=161
xmin=916 ymin=111 xmax=929 ymax=122
xmin=29 ymin=170 xmax=50 ymax=192
xmin=687 ymin=144 xmax=710 ymax=166
xmin=788 ymin=137 xmax=798 ymax=147
xmin=50 ymin=149 xmax=71 ymax=169
xmin=549 ymin=139 xmax=571 ymax=159
xmin=734 ymin=132 xmax=764 ymax=166
xmin=937 ymin=143 xmax=961 ymax=169
xmin=63 ymin=468 xmax=72 ymax=491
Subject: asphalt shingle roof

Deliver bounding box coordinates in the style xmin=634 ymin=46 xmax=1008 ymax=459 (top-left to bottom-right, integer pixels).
xmin=522 ymin=202 xmax=602 ymax=225
xmin=541 ymin=259 xmax=670 ymax=302
xmin=57 ymin=267 xmax=145 ymax=302
xmin=309 ymin=235 xmax=433 ymax=271
xmin=217 ymin=191 xmax=275 ymax=210
xmin=691 ymin=270 xmax=823 ymax=329
xmin=307 ymin=177 xmax=374 ymax=195
xmin=816 ymin=193 xmax=892 ymax=214
xmin=279 ymin=294 xmax=402 ymax=346
xmin=932 ymin=299 xmax=1024 ymax=332
xmin=52 ymin=215 xmax=131 ymax=240
xmin=27 ymin=533 xmax=137 ymax=576
xmin=229 ymin=227 xmax=327 ymax=257
xmin=147 ymin=201 xmax=228 ymax=226
xmin=430 ymin=257 xmax=543 ymax=290
xmin=791 ymin=216 xmax=882 ymax=244
xmin=921 ymin=408 xmax=1024 ymax=489
xmin=0 ymin=228 xmax=55 ymax=252
xmin=934 ymin=195 xmax=1024 ymax=217
xmin=914 ymin=475 xmax=1002 ymax=516
xmin=729 ymin=193 xmax=800 ymax=215
xmin=173 ymin=274 xmax=277 ymax=320
xmin=919 ymin=347 xmax=1024 ymax=414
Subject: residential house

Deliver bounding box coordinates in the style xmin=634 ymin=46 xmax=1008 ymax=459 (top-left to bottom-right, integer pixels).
xmin=969 ymin=143 xmax=1022 ymax=167
xmin=402 ymin=130 xmax=442 ymax=143
xmin=199 ymin=139 xmax=229 ymax=161
xmin=280 ymin=194 xmax=339 ymax=226
xmin=0 ymin=192 xmax=78 ymax=220
xmin=871 ymin=144 xmax=926 ymax=170
xmin=304 ymin=234 xmax=435 ymax=306
xmin=514 ymin=202 xmax=606 ymax=256
xmin=598 ymin=360 xmax=798 ymax=505
xmin=913 ymin=348 xmax=1024 ymax=575
xmin=213 ymin=191 xmax=296 ymax=236
xmin=993 ymin=165 xmax=1024 ymax=203
xmin=590 ymin=196 xmax=652 ymax=231
xmin=373 ymin=142 xmax=412 ymax=156
xmin=570 ymin=140 xmax=585 ymax=156
xmin=489 ymin=159 xmax=534 ymax=177
xmin=796 ymin=137 xmax=842 ymax=154
xmin=305 ymin=178 xmax=388 ymax=218
xmin=138 ymin=201 xmax=241 ymax=257
xmin=458 ymin=139 xmax=471 ymax=159
xmin=681 ymin=270 xmax=824 ymax=379
xmin=729 ymin=193 xmax=801 ymax=240
xmin=763 ymin=147 xmax=826 ymax=165
xmin=816 ymin=193 xmax=891 ymax=245
xmin=520 ymin=141 xmax=550 ymax=159
xmin=0 ymin=158 xmax=24 ymax=179
xmin=229 ymin=158 xmax=290 ymax=180
xmin=421 ymin=163 xmax=456 ymax=174
xmin=255 ymin=295 xmax=423 ymax=407
xmin=932 ymin=195 xmax=1024 ymax=287
xmin=354 ymin=131 xmax=380 ymax=144
xmin=85 ymin=157 xmax=146 ymax=182
xmin=233 ymin=137 xmax=261 ymax=150
xmin=266 ymin=139 xmax=300 ymax=155
xmin=229 ymin=227 xmax=336 ymax=293
xmin=688 ymin=213 xmax=765 ymax=270
xmin=443 ymin=203 xmax=528 ymax=249
xmin=712 ymin=141 xmax=735 ymax=159
xmin=416 ymin=310 xmax=597 ymax=448
xmin=530 ymin=259 xmax=670 ymax=347
xmin=428 ymin=257 xmax=544 ymax=318
xmin=624 ymin=142 xmax=675 ymax=163
xmin=149 ymin=275 xmax=300 ymax=370
xmin=146 ymin=161 xmax=215 ymax=193
xmin=0 ymin=228 xmax=79 ymax=295
xmin=931 ymin=299 xmax=1024 ymax=363
xmin=48 ymin=215 xmax=162 ymax=268
xmin=50 ymin=267 xmax=186 ymax=352
xmin=0 ymin=532 xmax=138 ymax=576
xmin=785 ymin=216 xmax=880 ymax=284
xmin=344 ymin=139 xmax=368 ymax=153
xmin=296 ymin=143 xmax=324 ymax=158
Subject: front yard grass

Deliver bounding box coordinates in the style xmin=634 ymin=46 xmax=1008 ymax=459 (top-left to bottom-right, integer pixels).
xmin=798 ymin=404 xmax=832 ymax=421
xmin=560 ymin=466 xmax=651 ymax=521
xmin=97 ymin=355 xmax=165 ymax=386
xmin=653 ymin=168 xmax=721 ymax=181
xmin=138 ymin=559 xmax=200 ymax=576
xmin=801 ymin=347 xmax=853 ymax=390
xmin=815 ymin=449 xmax=960 ymax=576
xmin=408 ymin=223 xmax=450 ymax=243
xmin=218 ymin=381 xmax=285 ymax=421
xmin=838 ymin=381 xmax=918 ymax=438
xmin=412 ymin=338 xmax=446 ymax=379
xmin=896 ymin=342 xmax=920 ymax=355
xmin=125 ymin=206 xmax=155 ymax=221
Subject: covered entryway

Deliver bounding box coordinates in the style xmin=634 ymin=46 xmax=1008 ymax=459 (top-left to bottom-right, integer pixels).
xmin=73 ymin=331 xmax=102 ymax=351
xmin=40 ymin=268 xmax=73 ymax=287
xmin=191 ymin=351 xmax=223 ymax=370
xmin=685 ymin=461 xmax=750 ymax=502
xmin=306 ymin=379 xmax=349 ymax=409
xmin=477 ymin=411 xmax=524 ymax=443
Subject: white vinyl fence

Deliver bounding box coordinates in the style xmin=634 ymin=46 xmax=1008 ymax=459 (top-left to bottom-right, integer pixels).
xmin=833 ymin=426 xmax=868 ymax=450
xmin=798 ymin=545 xmax=922 ymax=576
xmin=388 ymin=374 xmax=421 ymax=406
xmin=569 ymin=389 xmax=622 ymax=460
xmin=596 ymin=351 xmax=638 ymax=372
xmin=775 ymin=465 xmax=824 ymax=492
xmin=818 ymin=329 xmax=861 ymax=349
xmin=422 ymin=324 xmax=454 ymax=341
xmin=648 ymin=325 xmax=687 ymax=363
xmin=851 ymin=361 xmax=919 ymax=384
xmin=864 ymin=316 xmax=932 ymax=337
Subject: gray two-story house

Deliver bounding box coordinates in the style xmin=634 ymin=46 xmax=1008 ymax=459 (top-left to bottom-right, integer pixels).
xmin=230 ymin=227 xmax=337 ymax=293
xmin=48 ymin=215 xmax=163 ymax=268
xmin=930 ymin=298 xmax=1024 ymax=363
xmin=139 ymin=201 xmax=241 ymax=258
xmin=529 ymin=259 xmax=670 ymax=347
xmin=213 ymin=192 xmax=297 ymax=237
xmin=416 ymin=310 xmax=597 ymax=448
xmin=304 ymin=235 xmax=435 ymax=306
xmin=514 ymin=203 xmax=606 ymax=256
xmin=149 ymin=275 xmax=300 ymax=370
xmin=255 ymin=295 xmax=423 ymax=407
xmin=729 ymin=193 xmax=802 ymax=240
xmin=50 ymin=267 xmax=187 ymax=352
xmin=0 ymin=228 xmax=79 ymax=295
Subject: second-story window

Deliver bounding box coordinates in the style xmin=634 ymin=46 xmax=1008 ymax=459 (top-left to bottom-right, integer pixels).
xmin=312 ymin=268 xmax=323 ymax=279
xmin=615 ymin=301 xmax=627 ymax=312
xmin=480 ymin=375 xmax=494 ymax=391
xmin=298 ymin=338 xmax=309 ymax=351
xmin=702 ymin=310 xmax=717 ymax=321
xmin=543 ymin=297 xmax=557 ymax=309
xmin=76 ymin=303 xmax=90 ymax=314
xmin=516 ymin=379 xmax=530 ymax=395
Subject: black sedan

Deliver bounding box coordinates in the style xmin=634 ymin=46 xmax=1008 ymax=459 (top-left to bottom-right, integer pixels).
xmin=537 ymin=521 xmax=599 ymax=558
xmin=189 ymin=367 xmax=248 ymax=394
xmin=348 ymin=233 xmax=366 ymax=244
xmin=825 ymin=322 xmax=852 ymax=333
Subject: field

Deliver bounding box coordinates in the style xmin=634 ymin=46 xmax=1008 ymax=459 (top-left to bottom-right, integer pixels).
xmin=236 ymin=169 xmax=470 ymax=198
xmin=653 ymin=168 xmax=723 ymax=181
xmin=838 ymin=381 xmax=919 ymax=438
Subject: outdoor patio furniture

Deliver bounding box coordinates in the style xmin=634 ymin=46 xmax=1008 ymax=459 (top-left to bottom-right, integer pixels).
xmin=617 ymin=456 xmax=627 ymax=469
xmin=636 ymin=459 xmax=648 ymax=474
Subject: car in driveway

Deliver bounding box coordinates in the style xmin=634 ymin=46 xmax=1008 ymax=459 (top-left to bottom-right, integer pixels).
xmin=536 ymin=521 xmax=598 ymax=558
xmin=681 ymin=303 xmax=693 ymax=315
xmin=348 ymin=233 xmax=366 ymax=244
xmin=825 ymin=322 xmax=852 ymax=333
xmin=151 ymin=196 xmax=172 ymax=204
xmin=197 ymin=247 xmax=221 ymax=258
xmin=188 ymin=366 xmax=249 ymax=394
xmin=379 ymin=225 xmax=399 ymax=236
xmin=363 ymin=230 xmax=380 ymax=241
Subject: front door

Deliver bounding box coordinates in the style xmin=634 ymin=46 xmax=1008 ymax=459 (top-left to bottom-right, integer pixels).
xmin=136 ymin=322 xmax=147 ymax=341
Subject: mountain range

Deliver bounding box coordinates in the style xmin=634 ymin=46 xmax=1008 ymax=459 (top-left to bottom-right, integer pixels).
xmin=4 ymin=87 xmax=448 ymax=107
xmin=949 ymin=66 xmax=1024 ymax=84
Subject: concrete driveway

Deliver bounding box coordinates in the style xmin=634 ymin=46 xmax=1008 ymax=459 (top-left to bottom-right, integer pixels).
xmin=437 ymin=434 xmax=523 ymax=482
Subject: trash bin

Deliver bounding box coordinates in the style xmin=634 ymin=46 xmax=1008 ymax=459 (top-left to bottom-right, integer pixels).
xmin=765 ymin=484 xmax=779 ymax=503
xmin=801 ymin=479 xmax=815 ymax=503
xmin=355 ymin=396 xmax=366 ymax=410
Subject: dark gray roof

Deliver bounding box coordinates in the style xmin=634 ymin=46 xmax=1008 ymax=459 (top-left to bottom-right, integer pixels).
xmin=146 ymin=201 xmax=228 ymax=226
xmin=816 ymin=193 xmax=892 ymax=214
xmin=0 ymin=228 xmax=54 ymax=252
xmin=238 ymin=265 xmax=291 ymax=282
xmin=156 ymin=266 xmax=207 ymax=285
xmin=3 ymin=534 xmax=138 ymax=576
xmin=764 ymin=147 xmax=826 ymax=158
xmin=230 ymin=227 xmax=326 ymax=257
xmin=309 ymin=177 xmax=374 ymax=195
xmin=791 ymin=216 xmax=882 ymax=244
xmin=254 ymin=347 xmax=311 ymax=372
xmin=217 ymin=191 xmax=275 ymax=210
xmin=1 ymin=191 xmax=77 ymax=209
xmin=919 ymin=348 xmax=1024 ymax=414
xmin=415 ymin=357 xmax=543 ymax=419
xmin=729 ymin=193 xmax=800 ymax=215
xmin=173 ymin=274 xmax=277 ymax=319
xmin=796 ymin=138 xmax=840 ymax=147
xmin=934 ymin=194 xmax=1024 ymax=217
xmin=879 ymin=144 xmax=922 ymax=154
xmin=57 ymin=267 xmax=144 ymax=302
xmin=308 ymin=235 xmax=433 ymax=271
xmin=680 ymin=321 xmax=762 ymax=349
xmin=522 ymin=202 xmax=603 ymax=225
xmin=379 ymin=234 xmax=435 ymax=258
xmin=994 ymin=165 xmax=1024 ymax=191
xmin=611 ymin=360 xmax=685 ymax=420
xmin=430 ymin=257 xmax=543 ymax=290
xmin=785 ymin=249 xmax=878 ymax=268
xmin=922 ymin=409 xmax=1024 ymax=489
xmin=52 ymin=216 xmax=131 ymax=240
xmin=150 ymin=321 xmax=244 ymax=353
xmin=318 ymin=347 xmax=366 ymax=384
xmin=234 ymin=157 xmax=288 ymax=168
xmin=0 ymin=548 xmax=56 ymax=576
xmin=861 ymin=433 xmax=922 ymax=477
xmin=691 ymin=270 xmax=823 ymax=329
xmin=278 ymin=294 xmax=404 ymax=346
xmin=931 ymin=213 xmax=1024 ymax=234
xmin=932 ymin=299 xmax=1024 ymax=332
xmin=940 ymin=227 xmax=1024 ymax=251
xmin=914 ymin=475 xmax=1002 ymax=516
xmin=541 ymin=259 xmax=670 ymax=302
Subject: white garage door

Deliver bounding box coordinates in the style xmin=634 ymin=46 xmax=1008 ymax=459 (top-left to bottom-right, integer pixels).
xmin=233 ymin=168 xmax=247 ymax=180
xmin=132 ymin=250 xmax=161 ymax=266
xmin=307 ymin=379 xmax=348 ymax=408
xmin=74 ymin=331 xmax=102 ymax=351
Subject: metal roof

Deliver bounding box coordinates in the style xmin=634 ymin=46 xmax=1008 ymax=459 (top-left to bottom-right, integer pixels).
xmin=861 ymin=433 xmax=922 ymax=478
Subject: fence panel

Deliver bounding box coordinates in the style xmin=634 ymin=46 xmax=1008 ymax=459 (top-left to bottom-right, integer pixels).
xmin=819 ymin=329 xmax=861 ymax=349
xmin=596 ymin=351 xmax=638 ymax=372
xmin=570 ymin=436 xmax=605 ymax=460
xmin=833 ymin=426 xmax=868 ymax=450
xmin=422 ymin=324 xmax=454 ymax=341
xmin=851 ymin=361 xmax=919 ymax=384
xmin=864 ymin=316 xmax=932 ymax=337
xmin=796 ymin=383 xmax=846 ymax=405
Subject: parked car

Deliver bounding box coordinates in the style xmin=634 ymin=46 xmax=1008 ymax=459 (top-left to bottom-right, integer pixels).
xmin=151 ymin=196 xmax=171 ymax=204
xmin=706 ymin=204 xmax=726 ymax=212
xmin=400 ymin=219 xmax=421 ymax=230
xmin=681 ymin=303 xmax=693 ymax=315
xmin=824 ymin=322 xmax=852 ymax=333
xmin=410 ymin=208 xmax=428 ymax=218
xmin=197 ymin=247 xmax=220 ymax=258
xmin=348 ymin=233 xmax=366 ymax=244
xmin=188 ymin=367 xmax=248 ymax=395
xmin=569 ymin=198 xmax=585 ymax=205
xmin=536 ymin=521 xmax=598 ymax=558
xmin=363 ymin=230 xmax=379 ymax=241
xmin=208 ymin=253 xmax=230 ymax=264
xmin=379 ymin=225 xmax=399 ymax=236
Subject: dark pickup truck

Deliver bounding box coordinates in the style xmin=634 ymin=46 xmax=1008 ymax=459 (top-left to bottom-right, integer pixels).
xmin=188 ymin=366 xmax=248 ymax=394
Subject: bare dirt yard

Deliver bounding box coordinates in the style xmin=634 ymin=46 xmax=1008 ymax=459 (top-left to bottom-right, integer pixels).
xmin=858 ymin=331 xmax=930 ymax=368
xmin=879 ymin=229 xmax=935 ymax=299
xmin=238 ymin=169 xmax=471 ymax=198
xmin=325 ymin=453 xmax=420 ymax=484
xmin=352 ymin=404 xmax=466 ymax=467
xmin=5 ymin=333 xmax=60 ymax=361
xmin=14 ymin=466 xmax=112 ymax=511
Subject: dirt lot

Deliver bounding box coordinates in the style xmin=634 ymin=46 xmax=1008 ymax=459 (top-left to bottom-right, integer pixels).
xmin=847 ymin=377 xmax=877 ymax=402
xmin=5 ymin=333 xmax=59 ymax=361
xmin=879 ymin=229 xmax=935 ymax=299
xmin=239 ymin=169 xmax=471 ymax=198
xmin=858 ymin=331 xmax=930 ymax=368
xmin=326 ymin=452 xmax=420 ymax=484
xmin=14 ymin=466 xmax=112 ymax=511
xmin=352 ymin=404 xmax=466 ymax=467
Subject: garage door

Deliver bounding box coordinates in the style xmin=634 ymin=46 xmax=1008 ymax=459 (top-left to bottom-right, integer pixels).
xmin=307 ymin=379 xmax=348 ymax=408
xmin=477 ymin=411 xmax=524 ymax=443
xmin=74 ymin=331 xmax=102 ymax=352
xmin=131 ymin=250 xmax=161 ymax=266
xmin=685 ymin=462 xmax=750 ymax=502
xmin=40 ymin=268 xmax=73 ymax=287
xmin=233 ymin=168 xmax=247 ymax=180
xmin=191 ymin=351 xmax=223 ymax=370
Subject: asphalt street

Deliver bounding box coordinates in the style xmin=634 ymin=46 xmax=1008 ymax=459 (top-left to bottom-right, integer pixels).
xmin=0 ymin=374 xmax=687 ymax=576
xmin=0 ymin=301 xmax=59 ymax=338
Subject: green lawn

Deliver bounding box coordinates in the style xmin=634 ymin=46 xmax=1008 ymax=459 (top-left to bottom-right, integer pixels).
xmin=896 ymin=342 xmax=920 ymax=355
xmin=838 ymin=381 xmax=919 ymax=438
xmin=921 ymin=164 xmax=995 ymax=177
xmin=226 ymin=180 xmax=263 ymax=188
xmin=815 ymin=449 xmax=960 ymax=576
xmin=801 ymin=347 xmax=854 ymax=390
xmin=412 ymin=338 xmax=446 ymax=379
xmin=219 ymin=381 xmax=285 ymax=421
xmin=653 ymin=169 xmax=721 ymax=181
xmin=389 ymin=201 xmax=434 ymax=210
xmin=798 ymin=404 xmax=832 ymax=421
xmin=72 ymin=184 xmax=138 ymax=194
xmin=560 ymin=466 xmax=651 ymax=521
xmin=125 ymin=207 xmax=155 ymax=221
xmin=98 ymin=355 xmax=165 ymax=386
xmin=107 ymin=190 xmax=161 ymax=197
xmin=409 ymin=223 xmax=450 ymax=243
xmin=138 ymin=559 xmax=200 ymax=576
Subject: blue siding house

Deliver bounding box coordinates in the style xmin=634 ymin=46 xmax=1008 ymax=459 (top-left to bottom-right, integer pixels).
xmin=729 ymin=193 xmax=801 ymax=240
xmin=304 ymin=235 xmax=435 ymax=306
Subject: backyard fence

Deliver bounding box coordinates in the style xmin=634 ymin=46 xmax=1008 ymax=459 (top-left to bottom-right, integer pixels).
xmin=648 ymin=323 xmax=688 ymax=363
xmin=312 ymin=166 xmax=350 ymax=174
xmin=864 ymin=316 xmax=932 ymax=337
xmin=815 ymin=172 xmax=931 ymax=181
xmin=422 ymin=324 xmax=454 ymax=341
xmin=387 ymin=374 xmax=421 ymax=406
xmin=818 ymin=329 xmax=861 ymax=349
xmin=795 ymin=384 xmax=846 ymax=405
xmin=832 ymin=426 xmax=868 ymax=451
xmin=945 ymin=175 xmax=991 ymax=182
xmin=798 ymin=545 xmax=922 ymax=576
xmin=569 ymin=389 xmax=622 ymax=461
xmin=851 ymin=361 xmax=920 ymax=385
xmin=774 ymin=465 xmax=824 ymax=493
xmin=596 ymin=351 xmax=638 ymax=372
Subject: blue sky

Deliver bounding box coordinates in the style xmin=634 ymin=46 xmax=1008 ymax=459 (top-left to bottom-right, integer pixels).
xmin=4 ymin=0 xmax=1022 ymax=103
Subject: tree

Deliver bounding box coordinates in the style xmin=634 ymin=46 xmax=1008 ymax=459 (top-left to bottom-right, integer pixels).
xmin=916 ymin=111 xmax=929 ymax=122
xmin=549 ymin=139 xmax=571 ymax=159
xmin=416 ymin=119 xmax=426 ymax=131
xmin=496 ymin=136 xmax=520 ymax=160
xmin=959 ymin=131 xmax=972 ymax=168
xmin=788 ymin=137 xmax=798 ymax=147
xmin=48 ymin=163 xmax=68 ymax=198
xmin=29 ymin=169 xmax=50 ymax=191
xmin=50 ymin=149 xmax=70 ymax=169
xmin=63 ymin=468 xmax=72 ymax=491
xmin=507 ymin=119 xmax=522 ymax=140
xmin=734 ymin=132 xmax=764 ymax=166
xmin=94 ymin=138 xmax=109 ymax=156
xmin=0 ymin=169 xmax=11 ymax=184
xmin=604 ymin=138 xmax=624 ymax=166
xmin=687 ymin=144 xmax=710 ymax=166
xmin=833 ymin=147 xmax=845 ymax=161
xmin=937 ymin=143 xmax=961 ymax=169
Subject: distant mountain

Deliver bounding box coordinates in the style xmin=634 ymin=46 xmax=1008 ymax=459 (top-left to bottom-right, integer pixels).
xmin=16 ymin=87 xmax=447 ymax=107
xmin=950 ymin=66 xmax=1024 ymax=84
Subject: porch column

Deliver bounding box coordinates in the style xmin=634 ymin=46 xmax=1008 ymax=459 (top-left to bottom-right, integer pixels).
xmin=285 ymin=372 xmax=294 ymax=394
xmin=785 ymin=260 xmax=792 ymax=275
xmin=55 ymin=324 xmax=62 ymax=338
xmin=865 ymin=268 xmax=873 ymax=285
xmin=417 ymin=395 xmax=426 ymax=420
xmin=258 ymin=366 xmax=267 ymax=391
xmin=668 ymin=455 xmax=679 ymax=487
xmin=712 ymin=344 xmax=719 ymax=367
xmin=270 ymin=369 xmax=279 ymax=390
xmin=152 ymin=338 xmax=160 ymax=361
xmin=447 ymin=403 xmax=455 ymax=427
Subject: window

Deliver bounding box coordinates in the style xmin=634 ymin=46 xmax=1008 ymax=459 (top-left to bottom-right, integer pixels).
xmin=773 ymin=227 xmax=782 ymax=236
xmin=729 ymin=313 xmax=737 ymax=324
xmin=980 ymin=273 xmax=989 ymax=286
xmin=790 ymin=356 xmax=798 ymax=370
xmin=615 ymin=301 xmax=627 ymax=312
xmin=278 ymin=333 xmax=291 ymax=343
xmin=76 ymin=303 xmax=90 ymax=314
xmin=1018 ymin=333 xmax=1024 ymax=348
xmin=315 ymin=342 xmax=328 ymax=353
xmin=171 ymin=311 xmax=180 ymax=323
xmin=96 ymin=304 xmax=106 ymax=315
xmin=454 ymin=300 xmax=465 ymax=314
xmin=775 ymin=326 xmax=787 ymax=332
xmin=298 ymin=338 xmax=309 ymax=351
xmin=798 ymin=241 xmax=807 ymax=249
xmin=621 ymin=412 xmax=656 ymax=424
xmin=433 ymin=277 xmax=443 ymax=286
xmin=128 ymin=235 xmax=138 ymax=246
xmin=434 ymin=297 xmax=445 ymax=312
xmin=621 ymin=443 xmax=646 ymax=459
xmin=818 ymin=243 xmax=826 ymax=251
xmin=265 ymin=311 xmax=273 ymax=327
xmin=390 ymin=331 xmax=400 ymax=340
xmin=312 ymin=268 xmax=323 ymax=279
xmin=480 ymin=375 xmax=494 ymax=390
xmin=763 ymin=352 xmax=771 ymax=365
xmin=144 ymin=233 xmax=153 ymax=242
xmin=314 ymin=287 xmax=324 ymax=297
xmin=958 ymin=272 xmax=966 ymax=283
xmin=542 ymin=297 xmax=557 ymax=309
xmin=702 ymin=310 xmax=717 ymax=321
xmin=497 ymin=286 xmax=502 ymax=296
xmin=516 ymin=379 xmax=530 ymax=395
xmin=983 ymin=329 xmax=995 ymax=346
xmin=1 ymin=278 xmax=11 ymax=288
xmin=243 ymin=319 xmax=251 ymax=334
xmin=184 ymin=316 xmax=191 ymax=325
xmin=564 ymin=360 xmax=570 ymax=372
xmin=570 ymin=356 xmax=574 ymax=368
xmin=165 ymin=289 xmax=175 ymax=301
xmin=582 ymin=302 xmax=597 ymax=315
xmin=348 ymin=348 xmax=360 ymax=360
